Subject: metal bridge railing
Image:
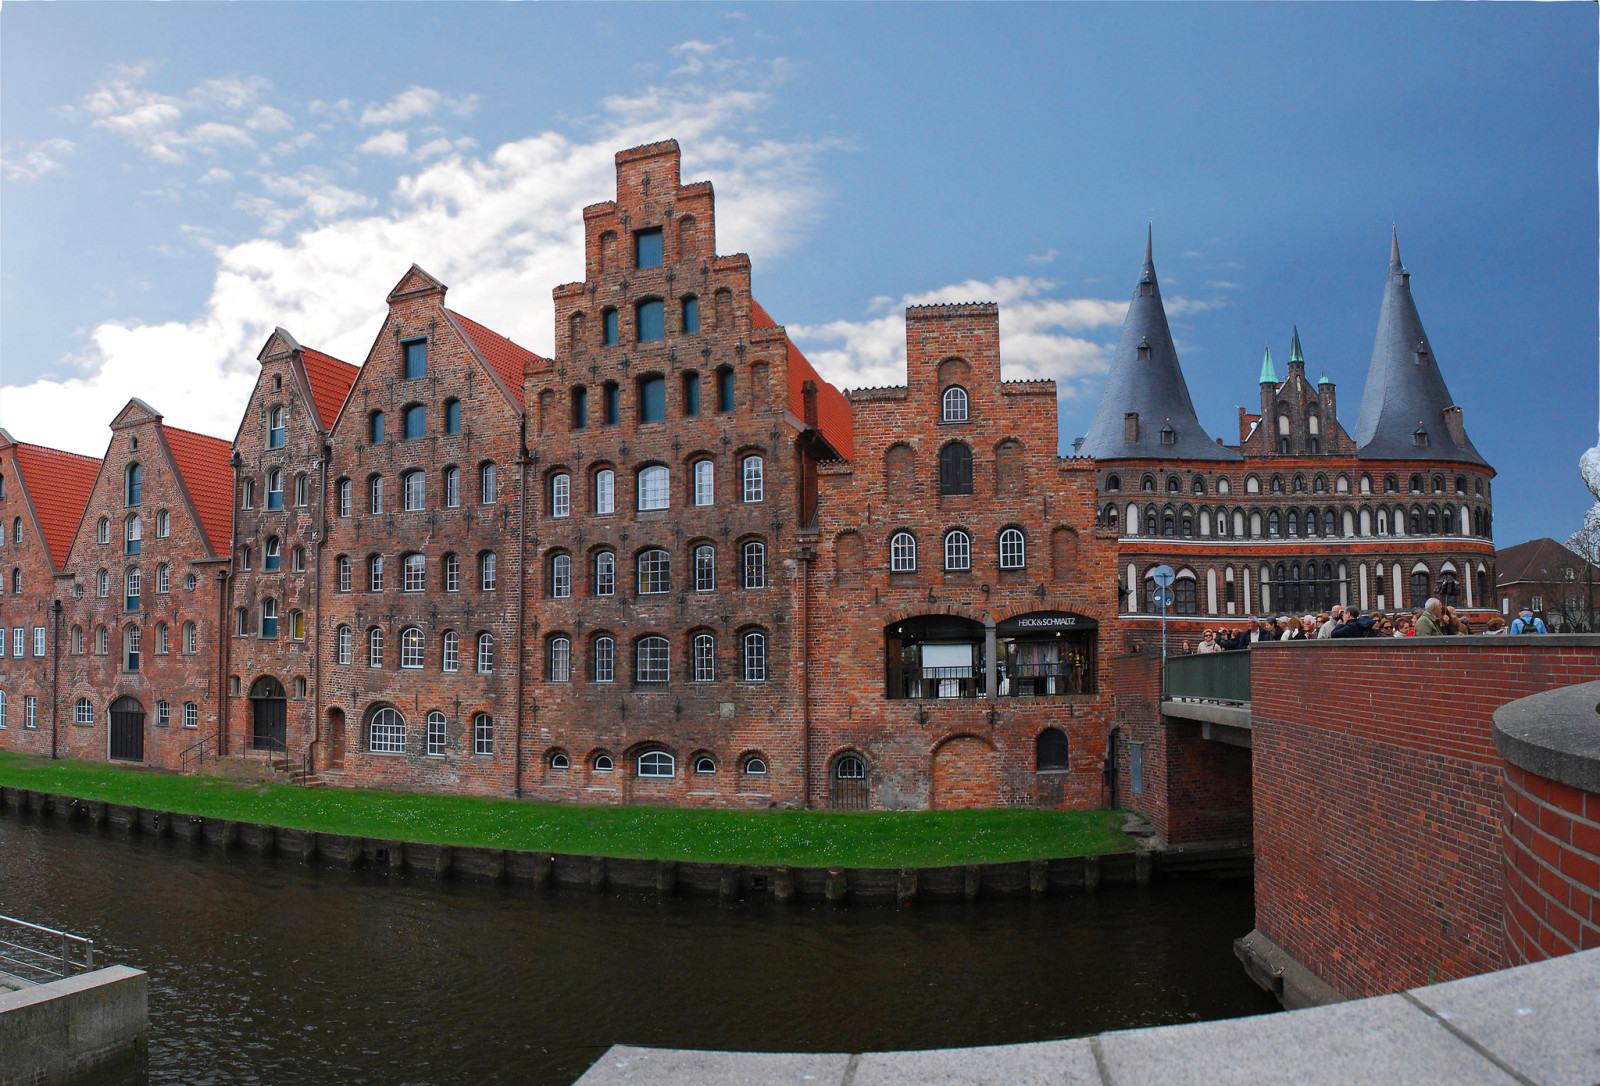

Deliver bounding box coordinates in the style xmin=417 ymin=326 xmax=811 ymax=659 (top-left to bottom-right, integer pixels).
xmin=1163 ymin=651 xmax=1252 ymax=705
xmin=0 ymin=915 xmax=95 ymax=985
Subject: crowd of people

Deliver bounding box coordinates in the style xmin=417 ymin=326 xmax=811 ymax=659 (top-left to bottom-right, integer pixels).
xmin=1182 ymin=603 xmax=1550 ymax=653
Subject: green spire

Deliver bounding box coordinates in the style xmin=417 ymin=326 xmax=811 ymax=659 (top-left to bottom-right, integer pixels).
xmin=1318 ymin=372 xmax=1331 ymax=387
xmin=1259 ymin=345 xmax=1277 ymax=384
xmin=1289 ymin=325 xmax=1305 ymax=364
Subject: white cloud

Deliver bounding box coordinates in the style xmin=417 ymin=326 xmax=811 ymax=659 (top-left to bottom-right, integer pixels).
xmin=359 ymin=86 xmax=478 ymax=127
xmin=197 ymin=166 xmax=233 ymax=184
xmin=357 ymin=129 xmax=409 ymax=156
xmin=2 ymin=138 xmax=77 ymax=181
xmin=1027 ymin=248 xmax=1058 ymax=264
xmin=3 ymin=80 xmax=835 ymax=455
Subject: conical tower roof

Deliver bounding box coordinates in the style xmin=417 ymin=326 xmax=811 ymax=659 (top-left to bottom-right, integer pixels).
xmin=1353 ymin=232 xmax=1485 ymax=465
xmin=1080 ymin=231 xmax=1239 ymax=461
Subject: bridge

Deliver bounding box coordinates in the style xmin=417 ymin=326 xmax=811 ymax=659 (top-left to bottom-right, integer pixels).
xmin=1159 ymin=651 xmax=1252 ymax=748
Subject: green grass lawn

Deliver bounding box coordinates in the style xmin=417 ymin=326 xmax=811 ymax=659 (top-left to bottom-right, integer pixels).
xmin=0 ymin=752 xmax=1132 ymax=867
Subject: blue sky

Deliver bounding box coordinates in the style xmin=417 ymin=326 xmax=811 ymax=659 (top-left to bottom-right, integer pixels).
xmin=2 ymin=3 xmax=1595 ymax=544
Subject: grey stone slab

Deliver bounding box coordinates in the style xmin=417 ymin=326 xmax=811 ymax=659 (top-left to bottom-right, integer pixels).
xmin=574 ymin=1045 xmax=850 ymax=1085
xmin=1097 ymin=994 xmax=1518 ymax=1086
xmin=850 ymin=1039 xmax=1100 ymax=1086
xmin=1408 ymin=948 xmax=1600 ymax=1086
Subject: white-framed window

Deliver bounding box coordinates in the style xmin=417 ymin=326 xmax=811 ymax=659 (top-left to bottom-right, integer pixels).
xmin=239 ymin=546 xmax=253 ymax=572
xmin=400 ymin=627 xmax=424 ymax=669
xmin=638 ymin=750 xmax=674 ymax=778
xmin=442 ymin=631 xmax=459 ymax=672
xmin=337 ymin=555 xmax=352 ymax=592
xmin=0 ymin=628 xmax=7 ymax=656
xmin=744 ymin=757 xmax=768 ymax=776
xmin=268 ymin=405 xmax=286 ymax=449
xmin=403 ymin=553 xmax=425 ymax=593
xmin=695 ymin=756 xmax=716 ymax=775
xmin=443 ymin=553 xmax=460 ymax=593
xmin=33 ymin=626 xmax=45 ymax=657
xmin=743 ymin=541 xmax=766 ymax=589
xmin=264 ymin=536 xmax=281 ymax=571
xmin=551 ymin=554 xmax=572 ymax=598
xmin=1 ymin=691 xmax=11 ymax=728
xmin=369 ymin=707 xmax=405 ymax=754
xmin=595 ymin=551 xmax=616 ymax=596
xmin=97 ymin=569 xmax=110 ymax=597
xmin=370 ymin=475 xmax=384 ymax=514
xmin=549 ymin=752 xmax=570 ymax=771
xmin=693 ymin=633 xmax=715 ymax=682
xmin=154 ymin=623 xmax=168 ymax=655
xmin=593 ymin=636 xmax=615 ymax=682
xmin=473 ymin=713 xmax=494 ymax=755
xmin=444 ymin=467 xmax=461 ymax=509
xmin=403 ymin=470 xmax=425 ymax=512
xmin=95 ymin=627 xmax=107 ymax=655
xmin=638 ymin=465 xmax=670 ymax=511
xmin=125 ymin=514 xmax=142 ymax=555
xmin=694 ymin=545 xmax=715 ymax=592
xmin=480 ymin=552 xmax=497 ymax=591
xmin=480 ymin=462 xmax=498 ymax=504
xmin=182 ymin=622 xmax=197 ymax=655
xmin=594 ymin=754 xmax=614 ymax=772
xmin=156 ymin=563 xmax=170 ymax=593
xmin=24 ymin=695 xmax=35 ymax=729
xmin=96 ymin=515 xmax=110 ymax=543
xmin=183 ymin=702 xmax=197 ymax=729
xmin=595 ymin=469 xmax=616 ymax=514
xmin=551 ymin=473 xmax=571 ymax=518
xmin=11 ymin=627 xmax=22 ymax=658
xmin=71 ymin=627 xmax=83 ymax=654
xmin=337 ymin=625 xmax=352 ymax=665
xmin=743 ymin=631 xmax=767 ymax=681
xmin=942 ymin=386 xmax=969 ymax=422
xmin=369 ymin=555 xmax=385 ymax=591
xmin=638 ymin=549 xmax=670 ymax=594
xmin=368 ymin=627 xmax=384 ymax=668
xmin=75 ymin=698 xmax=93 ymax=725
xmin=549 ymin=636 xmax=571 ymax=682
xmin=636 ymin=636 xmax=669 ymax=683
xmin=426 ymin=712 xmax=447 ymax=756
xmin=693 ymin=460 xmax=714 ymax=506
xmin=295 ymin=474 xmax=310 ymax=507
xmin=742 ymin=456 xmax=764 ymax=502
xmin=891 ymin=532 xmax=917 ymax=572
xmin=944 ymin=530 xmax=971 ymax=571
xmin=156 ymin=510 xmax=170 ymax=537
xmin=476 ymin=632 xmax=494 ymax=674
xmin=157 ymin=701 xmax=170 ymax=727
xmin=266 ymin=468 xmax=284 ymax=510
xmin=999 ymin=528 xmax=1025 ymax=569
xmin=338 ymin=479 xmax=352 ymax=518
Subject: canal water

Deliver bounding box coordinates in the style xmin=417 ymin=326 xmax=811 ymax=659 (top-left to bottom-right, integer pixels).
xmin=0 ymin=816 xmax=1278 ymax=1085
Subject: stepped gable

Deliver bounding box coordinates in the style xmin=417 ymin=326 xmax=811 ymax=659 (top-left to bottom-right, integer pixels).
xmin=300 ymin=347 xmax=359 ymax=432
xmin=4 ymin=435 xmax=100 ymax=571
xmin=750 ymin=299 xmax=854 ymax=460
xmin=1080 ymin=230 xmax=1239 ymax=462
xmin=445 ymin=309 xmax=547 ymax=410
xmin=1353 ymin=231 xmax=1485 ymax=465
xmin=159 ymin=424 xmax=233 ymax=554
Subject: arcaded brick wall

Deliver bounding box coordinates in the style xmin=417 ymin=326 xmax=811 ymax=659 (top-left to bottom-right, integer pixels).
xmin=1251 ymin=638 xmax=1600 ymax=998
xmin=1501 ymin=762 xmax=1600 ymax=962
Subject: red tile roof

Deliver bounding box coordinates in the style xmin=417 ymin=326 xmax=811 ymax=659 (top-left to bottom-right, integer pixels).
xmin=300 ymin=347 xmax=359 ymax=432
xmin=751 ymin=300 xmax=853 ymax=460
xmin=448 ymin=310 xmax=547 ymax=410
xmin=161 ymin=425 xmax=233 ymax=555
xmin=10 ymin=442 xmax=100 ymax=572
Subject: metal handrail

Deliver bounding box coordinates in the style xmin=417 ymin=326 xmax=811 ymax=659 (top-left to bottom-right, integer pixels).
xmin=179 ymin=733 xmax=214 ymax=774
xmin=0 ymin=914 xmax=94 ymax=984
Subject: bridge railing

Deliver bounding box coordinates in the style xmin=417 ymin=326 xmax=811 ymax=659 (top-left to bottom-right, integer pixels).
xmin=0 ymin=914 xmax=95 ymax=984
xmin=1163 ymin=651 xmax=1251 ymax=705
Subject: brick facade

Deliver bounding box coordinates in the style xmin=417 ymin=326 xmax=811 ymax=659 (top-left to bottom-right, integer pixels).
xmin=1500 ymin=761 xmax=1600 ymax=962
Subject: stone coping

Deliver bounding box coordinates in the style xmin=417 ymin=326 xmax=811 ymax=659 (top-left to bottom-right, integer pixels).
xmin=1492 ymin=679 xmax=1600 ymax=794
xmin=574 ymin=948 xmax=1600 ymax=1085
xmin=0 ymin=786 xmax=1243 ymax=905
xmin=1249 ymin=633 xmax=1600 ymax=648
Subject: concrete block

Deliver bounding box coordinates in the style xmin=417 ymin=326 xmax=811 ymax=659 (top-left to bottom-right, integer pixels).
xmin=238 ymin=822 xmax=275 ymax=855
xmin=574 ymin=1045 xmax=851 ymax=1085
xmin=0 ymin=965 xmax=147 ymax=1085
xmin=1407 ymin=947 xmax=1600 ymax=1086
xmin=851 ymin=1039 xmax=1101 ymax=1086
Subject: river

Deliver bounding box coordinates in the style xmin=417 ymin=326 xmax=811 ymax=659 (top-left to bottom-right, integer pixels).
xmin=0 ymin=815 xmax=1277 ymax=1084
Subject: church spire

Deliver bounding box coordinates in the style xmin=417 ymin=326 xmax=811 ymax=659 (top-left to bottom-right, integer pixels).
xmin=1289 ymin=326 xmax=1305 ymax=365
xmin=1079 ymin=232 xmax=1240 ymax=461
xmin=1259 ymin=345 xmax=1277 ymax=385
xmin=1353 ymin=232 xmax=1485 ymax=465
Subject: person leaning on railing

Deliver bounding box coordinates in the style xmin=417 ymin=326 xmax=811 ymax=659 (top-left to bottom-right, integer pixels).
xmin=1196 ymin=629 xmax=1223 ymax=654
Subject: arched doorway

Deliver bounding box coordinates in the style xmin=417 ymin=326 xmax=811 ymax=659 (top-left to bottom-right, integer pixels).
xmin=830 ymin=752 xmax=869 ymax=810
xmin=108 ymin=696 xmax=145 ymax=762
xmin=249 ymin=676 xmax=287 ymax=752
xmin=326 ymin=708 xmax=345 ymax=770
xmin=931 ymin=736 xmax=998 ymax=809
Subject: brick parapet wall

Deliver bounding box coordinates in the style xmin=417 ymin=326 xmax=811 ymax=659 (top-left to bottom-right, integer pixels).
xmin=1501 ymin=763 xmax=1600 ymax=961
xmin=1250 ymin=637 xmax=1600 ymax=998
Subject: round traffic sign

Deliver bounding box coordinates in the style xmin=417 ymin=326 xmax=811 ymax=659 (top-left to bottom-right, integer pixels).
xmin=1150 ymin=564 xmax=1175 ymax=588
xmin=1150 ymin=586 xmax=1173 ymax=608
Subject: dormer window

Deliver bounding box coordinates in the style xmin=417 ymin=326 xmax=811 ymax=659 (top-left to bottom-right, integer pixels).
xmin=1416 ymin=340 xmax=1429 ymax=363
xmin=1137 ymin=337 xmax=1151 ymax=360
xmin=1413 ymin=426 xmax=1429 ymax=447
xmin=1159 ymin=423 xmax=1175 ymax=445
xmin=1139 ymin=280 xmax=1153 ymax=298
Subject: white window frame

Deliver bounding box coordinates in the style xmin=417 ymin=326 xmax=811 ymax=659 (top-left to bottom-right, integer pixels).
xmin=636 ymin=636 xmax=669 ymax=683
xmin=480 ymin=463 xmax=498 ymax=505
xmin=944 ymin=530 xmax=972 ymax=571
xmin=442 ymin=631 xmax=460 ymax=672
xmin=551 ymin=554 xmax=572 ymax=598
xmin=638 ymin=549 xmax=670 ymax=594
xmin=368 ymin=627 xmax=384 ymax=668
xmin=694 ymin=545 xmax=715 ymax=592
xmin=551 ymin=474 xmax=571 ymax=518
xmin=638 ymin=465 xmax=670 ymax=511
xmin=742 ymin=456 xmax=764 ymax=503
xmin=743 ymin=541 xmax=766 ymax=589
xmin=337 ymin=626 xmax=352 ymax=665
xmin=891 ymin=532 xmax=917 ymax=572
xmin=638 ymin=750 xmax=674 ymax=778
xmin=369 ymin=708 xmax=405 ymax=754
xmin=549 ymin=637 xmax=572 ymax=682
xmin=476 ymin=633 xmax=494 ymax=674
xmin=942 ymin=386 xmax=969 ymax=422
xmin=595 ymin=469 xmax=616 ymax=514
xmin=693 ymin=460 xmax=714 ymax=507
xmin=426 ymin=712 xmax=447 ymax=756
xmin=593 ymin=636 xmax=615 ymax=683
xmin=400 ymin=627 xmax=424 ymax=669
xmin=444 ymin=553 xmax=460 ymax=593
xmin=693 ymin=633 xmax=715 ymax=682
xmin=595 ymin=552 xmax=616 ymax=596
xmin=444 ymin=467 xmax=461 ymax=509
xmin=480 ymin=552 xmax=497 ymax=592
xmin=743 ymin=631 xmax=767 ymax=682
xmin=403 ymin=554 xmax=425 ymax=593
xmin=999 ymin=528 xmax=1026 ymax=570
xmin=338 ymin=479 xmax=352 ymax=518
xmin=403 ymin=471 xmax=425 ymax=512
xmin=473 ymin=713 xmax=494 ymax=755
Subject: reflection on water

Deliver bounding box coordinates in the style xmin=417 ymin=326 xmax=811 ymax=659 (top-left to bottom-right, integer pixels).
xmin=0 ymin=814 xmax=1276 ymax=1085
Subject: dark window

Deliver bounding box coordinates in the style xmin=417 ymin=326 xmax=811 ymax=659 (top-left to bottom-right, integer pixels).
xmin=639 ymin=376 xmax=666 ymax=423
xmin=939 ymin=442 xmax=973 ymax=495
xmin=445 ymin=399 xmax=461 ymax=435
xmin=572 ymin=387 xmax=588 ymax=429
xmin=682 ymin=373 xmax=700 ymax=417
xmin=126 ymin=464 xmax=142 ymax=505
xmin=637 ymin=300 xmax=665 ymax=342
xmin=403 ymin=339 xmax=427 ymax=380
xmin=682 ymin=297 xmax=700 ymax=334
xmin=635 ymin=228 xmax=663 ymax=269
xmin=403 ymin=404 xmax=424 ymax=440
xmin=370 ymin=411 xmax=385 ymax=444
xmin=602 ymin=309 xmax=619 ymax=346
xmin=1410 ymin=571 xmax=1431 ymax=608
xmin=604 ymin=382 xmax=620 ymax=425
xmin=717 ymin=367 xmax=735 ymax=413
xmin=1036 ymin=728 xmax=1069 ymax=770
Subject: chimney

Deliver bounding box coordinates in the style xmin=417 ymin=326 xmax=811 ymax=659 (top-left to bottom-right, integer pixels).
xmin=802 ymin=379 xmax=819 ymax=428
xmin=1443 ymin=405 xmax=1467 ymax=448
xmin=1124 ymin=412 xmax=1139 ymax=444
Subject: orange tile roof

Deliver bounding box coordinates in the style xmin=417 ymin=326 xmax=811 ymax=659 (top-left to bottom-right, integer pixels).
xmin=300 ymin=347 xmax=358 ymax=432
xmin=448 ymin=310 xmax=547 ymax=410
xmin=161 ymin=425 xmax=233 ymax=555
xmin=751 ymin=300 xmax=854 ymax=460
xmin=10 ymin=442 xmax=100 ymax=572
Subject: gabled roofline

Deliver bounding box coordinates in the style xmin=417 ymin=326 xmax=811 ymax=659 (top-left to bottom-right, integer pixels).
xmin=440 ymin=309 xmax=527 ymax=417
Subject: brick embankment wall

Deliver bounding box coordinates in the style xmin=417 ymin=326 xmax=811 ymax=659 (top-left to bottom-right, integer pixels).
xmin=1250 ymin=636 xmax=1600 ymax=999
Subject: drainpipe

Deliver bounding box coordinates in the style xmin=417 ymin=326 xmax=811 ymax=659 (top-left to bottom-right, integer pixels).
xmin=800 ymin=545 xmax=812 ymax=808
xmin=310 ymin=449 xmax=327 ymax=770
xmin=513 ymin=415 xmax=529 ymax=799
xmin=984 ymin=615 xmax=998 ymax=701
xmin=49 ymin=598 xmax=61 ymax=759
xmin=216 ymin=566 xmax=231 ymax=756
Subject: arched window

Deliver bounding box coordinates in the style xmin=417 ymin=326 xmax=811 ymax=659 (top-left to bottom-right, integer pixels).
xmin=1287 ymin=511 xmax=1298 ymax=537
xmin=745 ymin=756 xmax=768 ymax=776
xmin=742 ymin=541 xmax=766 ymax=589
xmin=944 ymin=530 xmax=971 ymax=571
xmin=400 ymin=627 xmax=424 ymax=668
xmin=264 ymin=536 xmax=281 ymax=571
xmin=1245 ymin=475 xmax=1261 ymax=495
xmin=550 ymin=552 xmax=572 ymax=598
xmin=97 ymin=517 xmax=111 ymax=544
xmin=1410 ymin=570 xmax=1431 ymax=609
xmin=370 ymin=411 xmax=385 ymax=444
xmin=426 ymin=712 xmax=447 ymax=756
xmin=183 ymin=621 xmax=197 ymax=655
xmin=602 ymin=308 xmax=619 ymax=346
xmin=1292 ymin=474 xmax=1306 ymax=494
xmin=550 ymin=473 xmax=571 ymax=517
xmin=444 ymin=398 xmax=462 ymax=435
xmin=1141 ymin=475 xmax=1156 ymax=493
xmin=1167 ymin=475 xmax=1181 ymax=495
xmin=548 ymin=636 xmax=572 ymax=682
xmin=638 ymin=465 xmax=670 ymax=510
xmin=441 ymin=630 xmax=459 ymax=672
xmin=939 ymin=442 xmax=973 ymax=495
xmin=395 ymin=470 xmax=421 ymax=512
xmin=95 ymin=626 xmax=108 ymax=655
xmin=1192 ymin=476 xmax=1207 ymax=495
xmin=550 ymin=751 xmax=571 ymax=771
xmin=1271 ymin=475 xmax=1285 ymax=494
xmin=593 ymin=636 xmax=616 ymax=682
xmin=638 ymin=549 xmax=670 ymax=594
xmin=125 ymin=514 xmax=142 ymax=555
xmin=595 ymin=468 xmax=617 ymax=513
xmin=265 ymin=468 xmax=283 ymax=510
xmin=368 ymin=475 xmax=385 ymax=514
xmin=154 ymin=622 xmax=169 ymax=655
xmin=682 ymin=296 xmax=700 ymax=335
xmin=476 ymin=632 xmax=494 ymax=674
xmin=368 ymin=627 xmax=384 ymax=668
xmin=369 ymin=554 xmax=385 ymax=591
xmin=267 ymin=406 xmax=285 ymax=449
xmin=336 ymin=625 xmax=352 ymax=664
xmin=692 ymin=633 xmax=716 ymax=682
xmin=126 ymin=463 xmax=142 ymax=505
xmin=998 ymin=528 xmax=1025 ymax=569
xmin=636 ymin=300 xmax=665 ymax=343
xmin=124 ymin=625 xmax=141 ymax=672
xmin=695 ymin=755 xmax=717 ymax=775
xmin=1106 ymin=474 xmax=1122 ymax=492
xmin=369 ymin=707 xmax=404 ymax=753
xmin=480 ymin=462 xmax=498 ymax=504
xmin=692 ymin=544 xmax=716 ymax=592
xmin=1268 ymin=511 xmax=1281 ymax=537
xmin=97 ymin=568 xmax=110 ymax=597
xmin=480 ymin=552 xmax=497 ymax=591
xmin=594 ymin=551 xmax=616 ymax=596
xmin=742 ymin=456 xmax=764 ymax=503
xmin=636 ymin=636 xmax=670 ymax=683
xmin=890 ymin=532 xmax=917 ymax=572
xmin=1036 ymin=728 xmax=1069 ymax=771
xmin=442 ymin=466 xmax=461 ymax=509
xmin=403 ymin=404 xmax=425 ymax=441
xmin=1314 ymin=475 xmax=1327 ymax=494
xmin=742 ymin=631 xmax=768 ymax=681
xmin=942 ymin=386 xmax=969 ymax=422
xmin=72 ymin=626 xmax=84 ymax=654
xmin=594 ymin=754 xmax=615 ymax=773
xmin=638 ymin=750 xmax=675 ymax=778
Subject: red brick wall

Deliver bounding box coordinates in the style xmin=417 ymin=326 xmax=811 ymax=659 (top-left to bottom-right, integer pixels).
xmin=0 ymin=445 xmax=67 ymax=755
xmin=1501 ymin=762 xmax=1600 ymax=962
xmin=1251 ymin=638 xmax=1600 ymax=998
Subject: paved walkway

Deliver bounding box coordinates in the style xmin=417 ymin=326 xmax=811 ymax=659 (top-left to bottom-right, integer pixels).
xmin=575 ymin=948 xmax=1598 ymax=1085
